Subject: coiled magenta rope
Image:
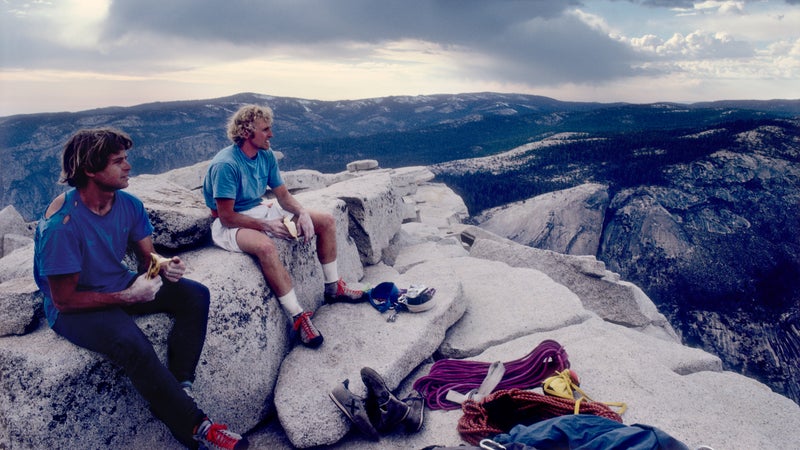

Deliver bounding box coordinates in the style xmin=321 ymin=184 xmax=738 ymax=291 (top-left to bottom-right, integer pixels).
xmin=413 ymin=339 xmax=570 ymax=410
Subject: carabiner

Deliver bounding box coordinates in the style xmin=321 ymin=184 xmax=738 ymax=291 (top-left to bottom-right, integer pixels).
xmin=479 ymin=439 xmax=506 ymax=450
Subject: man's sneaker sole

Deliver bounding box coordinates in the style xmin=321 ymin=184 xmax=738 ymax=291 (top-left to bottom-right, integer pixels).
xmin=399 ymin=287 xmax=436 ymax=312
xmin=324 ymin=293 xmax=368 ymax=304
xmin=301 ymin=335 xmax=323 ymax=348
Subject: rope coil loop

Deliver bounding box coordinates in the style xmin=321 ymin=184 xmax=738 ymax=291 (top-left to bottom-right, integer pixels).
xmin=413 ymin=340 xmax=570 ymax=411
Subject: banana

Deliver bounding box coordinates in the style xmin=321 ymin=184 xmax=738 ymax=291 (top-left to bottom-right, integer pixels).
xmin=146 ymin=252 xmax=171 ymax=279
xmin=284 ymin=216 xmax=299 ymax=239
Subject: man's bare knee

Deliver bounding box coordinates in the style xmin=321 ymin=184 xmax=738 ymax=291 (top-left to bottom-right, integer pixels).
xmin=314 ymin=212 xmax=336 ymax=234
xmin=252 ymin=240 xmax=280 ymax=262
xmin=237 ymin=230 xmax=279 ymax=261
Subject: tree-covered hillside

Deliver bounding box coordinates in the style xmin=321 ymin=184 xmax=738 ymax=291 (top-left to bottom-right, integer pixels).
xmin=435 ymin=118 xmax=799 ymax=214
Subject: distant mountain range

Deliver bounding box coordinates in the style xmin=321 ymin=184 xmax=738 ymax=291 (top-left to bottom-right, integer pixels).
xmin=2 ymin=92 xmax=798 ymax=221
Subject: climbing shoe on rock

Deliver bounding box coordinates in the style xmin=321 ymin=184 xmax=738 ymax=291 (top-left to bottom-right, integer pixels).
xmin=324 ymin=278 xmax=367 ymax=304
xmin=193 ymin=417 xmax=249 ymax=450
xmin=292 ymin=311 xmax=323 ymax=348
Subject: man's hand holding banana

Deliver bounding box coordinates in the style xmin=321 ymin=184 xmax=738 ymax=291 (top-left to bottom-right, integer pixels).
xmin=147 ymin=252 xmax=186 ymax=283
xmin=293 ymin=211 xmax=315 ymax=243
xmin=275 ymin=213 xmax=314 ymax=243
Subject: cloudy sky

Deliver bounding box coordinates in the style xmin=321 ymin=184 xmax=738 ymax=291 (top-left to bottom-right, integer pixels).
xmin=1 ymin=0 xmax=798 ymax=116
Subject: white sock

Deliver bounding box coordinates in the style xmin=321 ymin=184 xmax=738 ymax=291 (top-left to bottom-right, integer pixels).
xmin=321 ymin=261 xmax=339 ymax=284
xmin=277 ymin=289 xmax=303 ymax=317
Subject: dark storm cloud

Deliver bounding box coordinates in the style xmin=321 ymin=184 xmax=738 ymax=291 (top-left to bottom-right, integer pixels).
xmin=99 ymin=0 xmax=646 ymax=85
xmin=463 ymin=13 xmax=643 ymax=83
xmin=103 ymin=0 xmax=576 ymax=44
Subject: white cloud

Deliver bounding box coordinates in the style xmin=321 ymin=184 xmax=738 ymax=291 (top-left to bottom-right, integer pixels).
xmin=693 ymin=1 xmax=746 ymax=15
xmin=569 ymin=8 xmax=615 ymax=34
xmin=762 ymin=38 xmax=800 ymax=77
xmin=670 ymin=31 xmax=752 ymax=58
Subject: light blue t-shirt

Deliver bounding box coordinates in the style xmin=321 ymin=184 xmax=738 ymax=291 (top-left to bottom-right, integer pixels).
xmin=33 ymin=188 xmax=154 ymax=326
xmin=202 ymin=144 xmax=284 ymax=213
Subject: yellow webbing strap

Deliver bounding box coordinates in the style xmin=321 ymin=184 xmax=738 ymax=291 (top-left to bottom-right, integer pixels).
xmin=542 ymin=369 xmax=628 ymax=415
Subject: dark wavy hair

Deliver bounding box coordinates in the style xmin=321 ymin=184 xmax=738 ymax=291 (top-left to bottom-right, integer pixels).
xmin=60 ymin=127 xmax=133 ymax=188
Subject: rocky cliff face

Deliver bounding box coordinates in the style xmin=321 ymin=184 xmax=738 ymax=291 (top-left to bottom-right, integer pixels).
xmin=601 ymin=128 xmax=800 ymax=404
xmin=1 ymin=161 xmax=799 ymax=449
xmin=467 ymin=125 xmax=800 ymax=404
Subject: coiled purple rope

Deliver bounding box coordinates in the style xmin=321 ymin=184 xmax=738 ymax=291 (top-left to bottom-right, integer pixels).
xmin=413 ymin=339 xmax=570 ymax=410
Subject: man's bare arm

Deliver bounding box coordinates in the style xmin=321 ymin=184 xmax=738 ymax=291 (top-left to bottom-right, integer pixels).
xmin=272 ymin=185 xmax=306 ymax=216
xmin=273 ymin=185 xmax=315 ymax=242
xmin=48 ymin=271 xmax=162 ymax=313
xmin=215 ymin=197 xmax=291 ymax=239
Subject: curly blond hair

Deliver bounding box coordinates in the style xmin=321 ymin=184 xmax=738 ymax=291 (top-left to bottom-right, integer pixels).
xmin=227 ymin=104 xmax=274 ymax=145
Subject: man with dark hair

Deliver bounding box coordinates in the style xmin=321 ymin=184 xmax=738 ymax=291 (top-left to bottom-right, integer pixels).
xmin=203 ymin=104 xmax=366 ymax=348
xmin=33 ymin=128 xmax=248 ymax=449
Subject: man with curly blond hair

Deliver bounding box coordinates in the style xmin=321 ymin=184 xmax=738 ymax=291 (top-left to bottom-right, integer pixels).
xmin=203 ymin=104 xmax=366 ymax=348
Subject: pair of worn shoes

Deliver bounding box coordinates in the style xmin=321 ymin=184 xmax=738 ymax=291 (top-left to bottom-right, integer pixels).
xmin=329 ymin=367 xmax=425 ymax=441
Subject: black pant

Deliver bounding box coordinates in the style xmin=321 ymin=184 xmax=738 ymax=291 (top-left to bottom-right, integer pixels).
xmin=52 ymin=277 xmax=210 ymax=447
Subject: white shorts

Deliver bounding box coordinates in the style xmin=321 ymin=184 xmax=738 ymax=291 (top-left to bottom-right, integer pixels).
xmin=210 ymin=201 xmax=293 ymax=253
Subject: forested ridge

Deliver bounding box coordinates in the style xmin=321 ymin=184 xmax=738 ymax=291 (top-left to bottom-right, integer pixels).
xmin=435 ymin=118 xmax=799 ymax=215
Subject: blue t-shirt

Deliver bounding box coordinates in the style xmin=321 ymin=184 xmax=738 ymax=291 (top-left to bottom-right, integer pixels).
xmin=202 ymin=144 xmax=284 ymax=213
xmin=33 ymin=188 xmax=154 ymax=326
